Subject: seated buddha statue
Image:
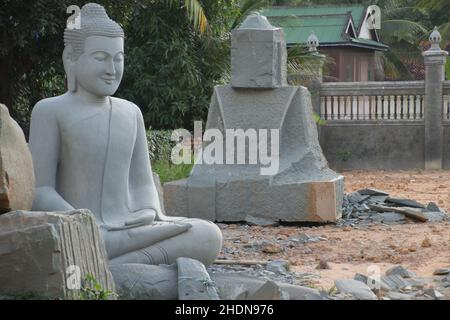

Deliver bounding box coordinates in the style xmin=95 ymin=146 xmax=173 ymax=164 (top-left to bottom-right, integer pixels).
xmin=28 ymin=3 xmax=222 ymax=266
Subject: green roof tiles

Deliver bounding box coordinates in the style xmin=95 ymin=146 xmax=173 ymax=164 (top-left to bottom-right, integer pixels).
xmin=269 ymin=15 xmax=349 ymax=44
xmin=262 ymin=5 xmax=366 ymax=27
xmin=261 ymin=5 xmax=388 ymax=51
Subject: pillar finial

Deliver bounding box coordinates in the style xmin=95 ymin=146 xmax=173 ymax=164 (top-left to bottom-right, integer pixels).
xmin=307 ymin=31 xmax=319 ymax=52
xmin=429 ymin=26 xmax=442 ymax=51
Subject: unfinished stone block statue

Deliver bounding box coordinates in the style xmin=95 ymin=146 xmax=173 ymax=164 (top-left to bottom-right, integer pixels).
xmin=28 ymin=3 xmax=222 ymax=267
xmin=165 ymin=15 xmax=344 ymax=222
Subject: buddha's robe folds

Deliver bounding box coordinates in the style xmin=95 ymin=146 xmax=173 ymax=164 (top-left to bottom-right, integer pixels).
xmin=28 ymin=96 xmax=222 ymax=265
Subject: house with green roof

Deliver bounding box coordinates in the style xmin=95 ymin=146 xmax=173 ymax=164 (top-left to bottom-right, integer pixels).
xmin=262 ymin=5 xmax=389 ymax=82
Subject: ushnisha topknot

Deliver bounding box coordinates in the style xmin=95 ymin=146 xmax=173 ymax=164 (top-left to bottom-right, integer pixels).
xmin=64 ymin=3 xmax=124 ymax=59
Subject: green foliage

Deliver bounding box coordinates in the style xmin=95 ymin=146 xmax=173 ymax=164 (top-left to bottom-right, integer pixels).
xmin=79 ymin=274 xmax=117 ymax=300
xmin=152 ymin=161 xmax=194 ymax=183
xmin=446 ymin=59 xmax=450 ymax=80
xmin=117 ymin=1 xmax=231 ymax=130
xmin=312 ymin=112 xmax=327 ymax=126
xmin=147 ymin=129 xmax=177 ymax=162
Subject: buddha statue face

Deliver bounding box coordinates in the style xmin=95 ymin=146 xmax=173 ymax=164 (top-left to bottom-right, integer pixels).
xmin=63 ymin=3 xmax=125 ymax=97
xmin=72 ymin=35 xmax=124 ymax=97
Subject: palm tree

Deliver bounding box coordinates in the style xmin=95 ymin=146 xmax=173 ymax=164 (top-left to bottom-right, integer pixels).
xmin=166 ymin=0 xmax=209 ymax=33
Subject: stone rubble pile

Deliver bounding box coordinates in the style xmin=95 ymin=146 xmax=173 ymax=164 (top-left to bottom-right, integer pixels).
xmin=339 ymin=188 xmax=449 ymax=227
xmin=332 ymin=265 xmax=450 ymax=300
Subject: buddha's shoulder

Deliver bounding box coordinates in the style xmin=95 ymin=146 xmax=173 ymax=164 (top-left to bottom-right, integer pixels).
xmin=32 ymin=95 xmax=68 ymax=115
xmin=111 ymin=97 xmax=142 ymax=115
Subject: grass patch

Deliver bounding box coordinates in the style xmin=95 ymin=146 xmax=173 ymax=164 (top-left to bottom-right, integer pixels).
xmin=152 ymin=161 xmax=193 ymax=184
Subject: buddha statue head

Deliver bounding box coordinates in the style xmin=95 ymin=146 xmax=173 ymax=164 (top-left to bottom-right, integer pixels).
xmin=63 ymin=3 xmax=125 ymax=96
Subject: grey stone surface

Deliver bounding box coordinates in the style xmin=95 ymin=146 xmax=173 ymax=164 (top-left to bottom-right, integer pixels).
xmin=426 ymin=202 xmax=441 ymax=212
xmin=28 ymin=3 xmax=222 ymax=267
xmin=424 ymin=288 xmax=444 ymax=300
xmin=231 ymin=15 xmax=286 ymax=89
xmin=423 ymin=211 xmax=447 ymax=222
xmin=177 ymin=257 xmax=219 ymax=300
xmin=111 ymin=263 xmax=178 ymax=300
xmin=386 ymin=198 xmax=425 ymax=208
xmin=211 ymin=272 xmax=327 ymax=300
xmin=0 ymin=104 xmax=35 ymax=212
xmin=386 ymin=265 xmax=416 ymax=278
xmin=266 ymin=260 xmax=290 ymax=275
xmin=379 ymin=212 xmax=406 ymax=223
xmin=358 ymin=188 xmax=389 ymax=196
xmin=354 ymin=273 xmax=368 ymax=284
xmin=248 ymin=280 xmax=288 ymax=300
xmin=433 ymin=267 xmax=450 ymax=275
xmin=386 ymin=291 xmax=415 ymax=300
xmin=334 ymin=279 xmax=377 ymax=300
xmin=165 ymin=16 xmax=343 ymax=222
xmin=152 ymin=172 xmax=166 ymax=214
xmin=0 ymin=210 xmax=115 ymax=299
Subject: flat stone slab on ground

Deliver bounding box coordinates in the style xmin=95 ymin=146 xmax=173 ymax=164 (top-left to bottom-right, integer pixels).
xmin=386 ymin=265 xmax=416 ymax=278
xmin=248 ymin=280 xmax=288 ymax=300
xmin=334 ymin=279 xmax=377 ymax=300
xmin=358 ymin=188 xmax=389 ymax=196
xmin=210 ymin=272 xmax=327 ymax=300
xmin=433 ymin=267 xmax=450 ymax=275
xmin=385 ymin=198 xmax=425 ymax=208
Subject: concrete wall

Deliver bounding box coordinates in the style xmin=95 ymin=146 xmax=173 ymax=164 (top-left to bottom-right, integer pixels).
xmin=319 ymin=121 xmax=424 ymax=171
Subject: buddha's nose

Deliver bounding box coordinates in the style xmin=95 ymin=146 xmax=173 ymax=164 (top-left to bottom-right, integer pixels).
xmin=105 ymin=60 xmax=116 ymax=76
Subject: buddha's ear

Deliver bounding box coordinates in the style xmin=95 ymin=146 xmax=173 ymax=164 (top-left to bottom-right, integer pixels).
xmin=62 ymin=45 xmax=77 ymax=92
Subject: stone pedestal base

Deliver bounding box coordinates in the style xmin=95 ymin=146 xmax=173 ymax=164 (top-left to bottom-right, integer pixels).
xmin=164 ymin=176 xmax=343 ymax=222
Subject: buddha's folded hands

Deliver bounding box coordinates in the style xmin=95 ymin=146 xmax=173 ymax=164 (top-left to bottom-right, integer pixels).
xmin=103 ymin=221 xmax=193 ymax=258
xmin=125 ymin=209 xmax=156 ymax=227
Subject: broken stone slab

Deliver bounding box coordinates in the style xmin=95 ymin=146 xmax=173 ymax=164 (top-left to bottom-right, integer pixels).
xmin=0 ymin=104 xmax=35 ymax=213
xmin=177 ymin=257 xmax=219 ymax=300
xmin=423 ymin=211 xmax=447 ymax=222
xmin=266 ymin=260 xmax=290 ymax=275
xmin=354 ymin=273 xmax=368 ymax=284
xmin=385 ymin=198 xmax=425 ymax=209
xmin=433 ymin=267 xmax=450 ymax=276
xmin=334 ymin=279 xmax=377 ymax=300
xmin=424 ymin=288 xmax=444 ymax=300
xmin=367 ymin=195 xmax=389 ymax=203
xmin=379 ymin=212 xmax=406 ymax=223
xmin=247 ymin=280 xmax=289 ymax=300
xmin=110 ymin=263 xmax=178 ymax=300
xmin=0 ymin=210 xmax=115 ymax=299
xmin=346 ymin=192 xmax=368 ymax=204
xmin=358 ymin=188 xmax=389 ymax=196
xmin=386 ymin=291 xmax=415 ymax=300
xmin=380 ymin=275 xmax=410 ymax=291
xmin=426 ymin=202 xmax=441 ymax=212
xmin=368 ymin=204 xmax=428 ymax=222
xmin=245 ymin=215 xmax=279 ymax=227
xmin=211 ymin=272 xmax=327 ymax=300
xmin=381 ymin=275 xmax=427 ymax=291
xmin=386 ymin=265 xmax=416 ymax=278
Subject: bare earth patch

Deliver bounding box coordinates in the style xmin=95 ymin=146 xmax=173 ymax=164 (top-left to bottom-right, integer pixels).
xmin=218 ymin=170 xmax=450 ymax=293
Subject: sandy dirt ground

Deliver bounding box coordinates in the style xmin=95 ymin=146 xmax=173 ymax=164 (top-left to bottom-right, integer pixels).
xmin=218 ymin=170 xmax=450 ymax=292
